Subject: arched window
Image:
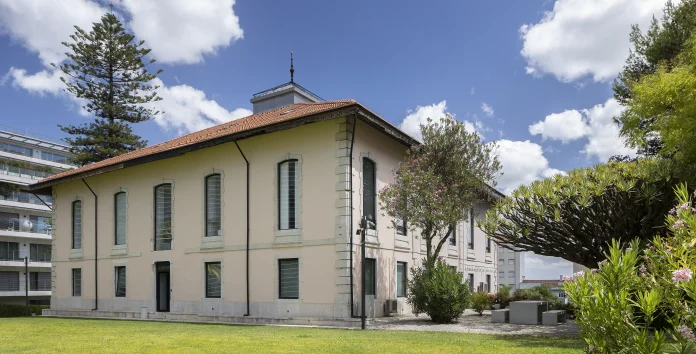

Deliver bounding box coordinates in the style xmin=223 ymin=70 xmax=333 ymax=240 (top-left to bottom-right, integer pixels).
xmin=154 ymin=184 xmax=172 ymax=251
xmin=278 ymin=160 xmax=299 ymax=230
xmin=362 ymin=158 xmax=376 ymax=229
xmin=205 ymin=174 xmax=222 ymax=236
xmin=72 ymin=200 xmax=82 ymax=249
xmin=114 ymin=192 xmax=127 ymax=245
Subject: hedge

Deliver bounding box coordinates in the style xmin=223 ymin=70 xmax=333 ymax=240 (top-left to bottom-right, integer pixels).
xmin=0 ymin=304 xmax=48 ymax=317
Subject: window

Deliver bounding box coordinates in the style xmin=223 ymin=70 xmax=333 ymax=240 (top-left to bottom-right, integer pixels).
xmin=365 ymin=258 xmax=376 ymax=296
xmin=508 ymin=259 xmax=515 ymax=266
xmin=1 ymin=142 xmax=32 ymax=157
xmin=509 ymin=271 xmax=515 ymax=279
xmin=29 ymin=215 xmax=51 ymax=234
xmin=0 ymin=241 xmax=20 ymax=261
xmin=114 ymin=192 xmax=127 ymax=245
xmin=72 ymin=201 xmax=82 ymax=249
xmin=278 ymin=160 xmax=299 ymax=230
xmin=396 ymin=262 xmax=407 ymax=297
xmin=29 ymin=244 xmax=51 ymax=262
xmin=468 ymin=208 xmax=474 ymax=250
xmin=72 ymin=269 xmax=82 ymax=296
xmin=41 ymin=151 xmax=70 ymax=164
xmin=498 ymin=259 xmax=504 ymax=265
xmin=499 ymin=271 xmax=504 ymax=279
xmin=449 ymin=225 xmax=457 ymax=246
xmin=486 ymin=274 xmax=491 ymax=293
xmin=362 ymin=158 xmax=376 ymax=229
xmin=486 ymin=236 xmax=491 ymax=253
xmin=279 ymin=258 xmax=299 ymax=299
xmin=395 ymin=215 xmax=406 ymax=236
xmin=205 ymin=174 xmax=222 ymax=236
xmin=154 ymin=184 xmax=172 ymax=251
xmin=205 ymin=262 xmax=221 ymax=298
xmin=468 ymin=273 xmax=474 ymax=293
xmin=0 ymin=271 xmax=19 ymax=291
xmin=0 ymin=211 xmax=19 ymax=231
xmin=115 ymin=266 xmax=126 ymax=297
xmin=30 ymin=272 xmax=50 ymax=291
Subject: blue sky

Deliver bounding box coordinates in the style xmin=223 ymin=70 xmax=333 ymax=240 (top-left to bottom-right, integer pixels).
xmin=0 ymin=0 xmax=670 ymax=278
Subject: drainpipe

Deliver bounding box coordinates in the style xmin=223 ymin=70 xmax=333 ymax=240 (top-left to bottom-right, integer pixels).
xmin=81 ymin=178 xmax=98 ymax=311
xmin=234 ymin=141 xmax=250 ymax=317
xmin=348 ymin=113 xmax=357 ymax=318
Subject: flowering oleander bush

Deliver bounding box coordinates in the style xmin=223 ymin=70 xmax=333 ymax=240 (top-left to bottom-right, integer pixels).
xmin=564 ymin=184 xmax=696 ymax=353
xmin=407 ymin=259 xmax=471 ymax=323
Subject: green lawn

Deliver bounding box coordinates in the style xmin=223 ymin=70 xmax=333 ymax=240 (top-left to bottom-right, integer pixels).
xmin=0 ymin=318 xmax=584 ymax=353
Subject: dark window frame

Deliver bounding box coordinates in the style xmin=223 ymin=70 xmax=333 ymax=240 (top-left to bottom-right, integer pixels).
xmin=153 ymin=183 xmax=173 ymax=251
xmin=278 ymin=258 xmax=300 ymax=299
xmin=365 ymin=258 xmax=377 ymax=296
xmin=362 ymin=158 xmax=377 ymax=230
xmin=486 ymin=274 xmax=491 ymax=293
xmin=396 ymin=261 xmax=407 ymax=298
xmin=114 ymin=192 xmax=127 ymax=245
xmin=204 ymin=173 xmax=222 ymax=237
xmin=468 ymin=208 xmax=475 ymax=250
xmin=449 ymin=225 xmax=457 ymax=246
xmin=205 ymin=262 xmax=222 ymax=299
xmin=72 ymin=268 xmax=81 ymax=297
xmin=72 ymin=200 xmax=82 ymax=249
xmin=277 ymin=159 xmax=299 ymax=230
xmin=115 ymin=266 xmax=126 ymax=297
xmin=468 ymin=273 xmax=474 ymax=293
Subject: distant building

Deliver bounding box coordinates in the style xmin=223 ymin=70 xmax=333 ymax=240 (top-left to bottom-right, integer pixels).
xmin=0 ymin=128 xmax=74 ymax=305
xmin=497 ymin=247 xmax=524 ymax=291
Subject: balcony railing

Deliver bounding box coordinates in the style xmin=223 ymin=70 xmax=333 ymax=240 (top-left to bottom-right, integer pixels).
xmin=30 ymin=279 xmax=51 ymax=291
xmin=0 ymin=219 xmax=52 ymax=235
xmin=0 ymin=191 xmax=52 ymax=206
xmin=29 ymin=251 xmax=51 ymax=263
xmin=0 ymin=250 xmax=21 ymax=262
xmin=0 ymin=279 xmax=19 ymax=291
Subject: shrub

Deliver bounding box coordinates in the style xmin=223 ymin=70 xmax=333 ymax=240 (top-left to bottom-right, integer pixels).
xmin=470 ymin=292 xmax=492 ymax=316
xmin=407 ymin=259 xmax=471 ymax=323
xmin=496 ymin=284 xmax=513 ymax=308
xmin=511 ymin=285 xmax=561 ymax=309
xmin=0 ymin=304 xmax=47 ymax=317
xmin=564 ymin=184 xmax=696 ymax=353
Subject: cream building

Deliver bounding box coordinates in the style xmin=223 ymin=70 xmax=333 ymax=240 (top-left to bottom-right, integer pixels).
xmin=30 ymin=81 xmax=501 ymax=324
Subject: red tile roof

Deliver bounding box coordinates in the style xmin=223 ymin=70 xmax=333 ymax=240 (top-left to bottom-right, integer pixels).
xmin=33 ymin=99 xmax=413 ymax=189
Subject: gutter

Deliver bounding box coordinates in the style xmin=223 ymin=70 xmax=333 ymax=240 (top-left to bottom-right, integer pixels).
xmin=348 ymin=112 xmax=358 ymax=318
xmin=234 ymin=141 xmax=251 ymax=317
xmin=81 ymin=178 xmax=98 ymax=311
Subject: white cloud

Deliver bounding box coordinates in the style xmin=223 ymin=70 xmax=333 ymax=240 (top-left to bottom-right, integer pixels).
xmin=520 ymin=0 xmax=669 ymax=82
xmin=0 ymin=0 xmax=106 ymax=66
xmin=481 ymin=102 xmax=494 ymax=117
xmin=495 ymin=139 xmax=563 ymax=194
xmin=529 ymin=98 xmax=636 ymax=161
xmin=528 ymin=109 xmax=589 ymax=143
xmin=120 ymin=0 xmax=243 ymax=64
xmin=582 ymin=98 xmax=636 ymax=161
xmin=4 ymin=68 xmax=64 ymax=95
xmin=150 ymin=78 xmax=252 ymax=134
xmin=399 ymin=100 xmax=478 ymax=141
xmin=470 ymin=87 xmax=475 ymax=95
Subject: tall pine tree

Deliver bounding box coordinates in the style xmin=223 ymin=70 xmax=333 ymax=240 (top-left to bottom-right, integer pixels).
xmin=54 ymin=11 xmax=162 ymax=166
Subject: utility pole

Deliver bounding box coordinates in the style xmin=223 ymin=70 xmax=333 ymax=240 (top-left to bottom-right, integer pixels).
xmin=24 ymin=256 xmax=29 ymax=316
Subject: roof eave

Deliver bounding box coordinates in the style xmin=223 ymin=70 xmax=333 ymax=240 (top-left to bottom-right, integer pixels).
xmin=29 ymin=103 xmax=417 ymax=192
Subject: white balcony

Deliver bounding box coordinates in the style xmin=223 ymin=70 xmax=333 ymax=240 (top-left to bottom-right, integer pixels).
xmin=0 ymin=290 xmax=51 ymax=297
xmin=0 ymin=260 xmax=51 ymax=268
xmin=0 ymin=229 xmax=51 ymax=241
xmin=0 ymin=199 xmax=51 ymax=213
xmin=0 ymin=150 xmax=73 ymax=170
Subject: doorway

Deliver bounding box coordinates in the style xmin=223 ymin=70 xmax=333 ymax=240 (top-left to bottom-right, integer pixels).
xmin=155 ymin=262 xmax=170 ymax=312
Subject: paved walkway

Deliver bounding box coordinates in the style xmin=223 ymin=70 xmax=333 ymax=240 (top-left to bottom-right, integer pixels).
xmin=370 ymin=310 xmax=580 ymax=336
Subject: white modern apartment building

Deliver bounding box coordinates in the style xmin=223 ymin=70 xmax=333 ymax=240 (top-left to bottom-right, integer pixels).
xmin=497 ymin=247 xmax=524 ymax=291
xmin=0 ymin=128 xmax=74 ymax=305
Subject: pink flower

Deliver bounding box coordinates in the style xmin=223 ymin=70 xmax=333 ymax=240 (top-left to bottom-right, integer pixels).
xmin=673 ymin=220 xmax=687 ymax=230
xmin=673 ymin=268 xmax=692 ymax=283
xmin=678 ymin=325 xmax=696 ymax=342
